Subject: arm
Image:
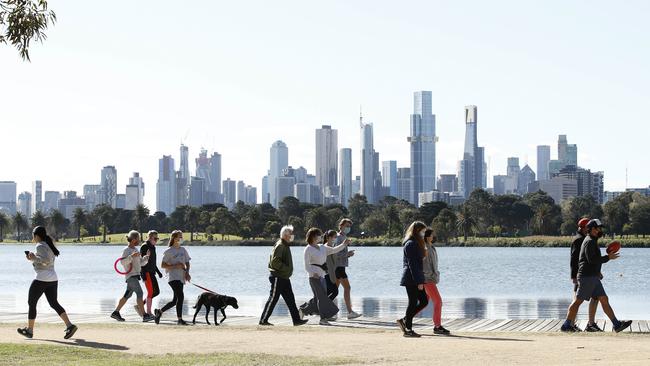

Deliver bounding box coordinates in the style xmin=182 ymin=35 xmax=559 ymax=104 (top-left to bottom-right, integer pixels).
xmin=570 ymin=242 xmax=579 ymax=280
xmin=184 ymin=261 xmax=191 ymax=281
xmin=405 ymin=242 xmax=425 ymax=285
xmin=325 ymin=242 xmax=347 ymax=255
xmin=32 ymin=245 xmax=53 ymax=266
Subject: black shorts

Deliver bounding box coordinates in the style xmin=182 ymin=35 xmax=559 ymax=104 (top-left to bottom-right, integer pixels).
xmin=335 ymin=267 xmax=348 ymax=280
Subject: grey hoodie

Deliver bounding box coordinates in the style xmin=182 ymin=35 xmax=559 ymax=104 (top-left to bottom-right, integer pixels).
xmin=423 ymin=244 xmax=440 ymax=284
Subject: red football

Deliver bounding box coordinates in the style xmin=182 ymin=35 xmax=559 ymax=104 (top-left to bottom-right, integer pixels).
xmin=606 ymin=241 xmax=621 ymax=254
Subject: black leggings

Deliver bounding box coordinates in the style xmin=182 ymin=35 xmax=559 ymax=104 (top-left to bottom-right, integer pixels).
xmin=160 ymin=280 xmax=184 ymax=318
xmin=404 ymin=285 xmax=428 ymax=330
xmin=28 ymin=280 xmax=66 ymax=320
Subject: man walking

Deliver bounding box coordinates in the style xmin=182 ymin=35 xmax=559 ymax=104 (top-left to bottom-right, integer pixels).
xmin=570 ymin=218 xmax=601 ymax=331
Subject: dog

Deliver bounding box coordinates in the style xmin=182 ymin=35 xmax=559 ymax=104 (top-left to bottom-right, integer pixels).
xmin=192 ymin=292 xmax=239 ymax=325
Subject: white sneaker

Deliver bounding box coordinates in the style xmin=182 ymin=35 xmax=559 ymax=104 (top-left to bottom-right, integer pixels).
xmin=133 ymin=304 xmax=143 ymax=317
xmin=347 ymin=311 xmax=362 ymax=319
xmin=319 ymin=319 xmax=331 ymax=326
xmin=327 ymin=316 xmax=337 ymax=321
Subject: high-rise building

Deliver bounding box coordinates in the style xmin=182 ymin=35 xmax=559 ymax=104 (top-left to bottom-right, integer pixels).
xmin=17 ymin=192 xmax=32 ymax=218
xmin=507 ymin=157 xmax=520 ymax=190
xmin=418 ymin=191 xmax=450 ymax=207
xmin=58 ymin=191 xmax=86 ymax=220
xmin=360 ymin=116 xmax=377 ymax=203
xmin=83 ymin=184 xmax=101 ymax=211
xmin=269 ymin=141 xmax=289 ymax=207
xmin=351 ymin=176 xmax=361 ymax=197
xmin=236 ymin=181 xmax=246 ymax=204
xmin=115 ymin=194 xmax=126 ymax=209
xmin=244 ymin=185 xmax=257 ymax=205
xmin=518 ymin=165 xmax=536 ymax=194
xmin=458 ymin=105 xmax=485 ymax=198
xmin=179 ymin=144 xmax=190 ymax=186
xmin=294 ymin=166 xmax=308 ymax=184
xmin=0 ymin=181 xmax=17 ymax=216
xmin=31 ymin=180 xmax=42 ymax=214
xmin=397 ymin=168 xmax=411 ymax=202
xmin=100 ymin=166 xmax=117 ymax=208
xmin=528 ymin=177 xmax=578 ymax=204
xmin=156 ymin=155 xmax=176 ymax=215
xmin=338 ymin=148 xmax=352 ymax=206
xmin=294 ymin=182 xmax=321 ymax=204
xmin=125 ymin=172 xmax=145 ymax=210
xmin=315 ymin=125 xmax=338 ymax=202
xmin=189 ymin=177 xmax=206 ymax=207
xmin=195 ymin=148 xmax=211 ymax=190
xmin=553 ymin=166 xmax=605 ymax=204
xmin=409 ymin=91 xmax=436 ymax=205
xmin=42 ymin=191 xmax=60 ymax=214
xmin=553 ymin=135 xmax=578 ymax=172
xmin=276 ymin=167 xmax=296 ymax=206
xmin=207 ymin=152 xmax=222 ymax=203
xmin=536 ymin=145 xmax=551 ymax=181
xmin=382 ymin=161 xmax=398 ymax=198
xmin=438 ymin=174 xmax=458 ymax=194
xmin=493 ymin=175 xmax=517 ymax=195
xmin=261 ymin=174 xmax=269 ymax=204
xmin=222 ymin=178 xmax=237 ymax=209
xmin=558 ymin=135 xmax=568 ymax=163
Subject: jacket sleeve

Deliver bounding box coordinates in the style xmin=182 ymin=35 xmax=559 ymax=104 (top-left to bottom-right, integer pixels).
xmin=405 ymin=241 xmax=425 ymax=285
xmin=33 ymin=245 xmax=53 ymax=266
xmin=270 ymin=245 xmax=290 ymax=273
xmin=304 ymin=247 xmax=316 ymax=277
xmin=570 ymin=241 xmax=579 ymax=279
xmin=585 ymin=240 xmax=609 ymax=265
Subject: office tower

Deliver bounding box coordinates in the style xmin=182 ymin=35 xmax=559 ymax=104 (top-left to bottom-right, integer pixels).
xmin=31 ymin=180 xmax=42 ymax=214
xmin=294 ymin=166 xmax=308 ymax=184
xmin=83 ymin=184 xmax=101 ymax=211
xmin=207 ymin=152 xmax=222 ymax=203
xmin=439 ymin=174 xmax=458 ymax=194
xmin=315 ymin=125 xmax=338 ymax=202
xmin=58 ymin=191 xmax=86 ymax=220
xmin=42 ymin=191 xmax=60 ymax=214
xmin=179 ymin=144 xmax=190 ymax=186
xmin=156 ymin=155 xmax=176 ymax=214
xmin=558 ymin=135 xmax=568 ymax=163
xmin=518 ymin=165 xmax=536 ymax=194
xmin=237 ymin=181 xmax=246 ymax=204
xmin=397 ymin=167 xmax=411 ymax=202
xmin=244 ymin=185 xmax=257 ymax=205
xmin=537 ymin=145 xmax=551 ymax=181
xmin=125 ymin=172 xmax=145 ymax=210
xmin=195 ymin=148 xmax=211 ymax=189
xmin=409 ymin=91 xmax=436 ymax=205
xmin=222 ymin=178 xmax=237 ymax=209
xmin=269 ymin=141 xmax=289 ymax=207
xmin=338 ymin=148 xmax=352 ymax=206
xmin=553 ymin=166 xmax=605 ymax=204
xmin=528 ymin=177 xmax=578 ymax=204
xmin=381 ymin=161 xmax=398 ymax=198
xmin=261 ymin=174 xmax=269 ymax=204
xmin=189 ymin=177 xmax=206 ymax=207
xmin=115 ymin=194 xmax=126 ymax=209
xmin=458 ymin=105 xmax=485 ymax=198
xmin=100 ymin=166 xmax=117 ymax=208
xmin=351 ymin=176 xmax=361 ymax=196
xmin=360 ymin=115 xmax=377 ymax=203
xmin=0 ymin=181 xmax=17 ymax=216
xmin=17 ymin=192 xmax=32 ymax=218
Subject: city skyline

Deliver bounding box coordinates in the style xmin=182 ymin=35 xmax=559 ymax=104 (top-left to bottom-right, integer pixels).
xmin=2 ymin=1 xmax=649 ymax=210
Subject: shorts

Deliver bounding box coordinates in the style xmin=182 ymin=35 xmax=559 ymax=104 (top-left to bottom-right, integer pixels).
xmin=576 ymin=276 xmax=606 ymax=301
xmin=335 ymin=267 xmax=348 ymax=280
xmin=123 ymin=276 xmax=144 ymax=300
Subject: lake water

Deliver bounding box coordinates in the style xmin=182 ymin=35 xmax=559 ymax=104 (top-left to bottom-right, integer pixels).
xmin=1 ymin=245 xmax=648 ymax=320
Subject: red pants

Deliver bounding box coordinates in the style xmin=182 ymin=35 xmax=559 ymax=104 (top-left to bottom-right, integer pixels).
xmin=423 ymin=283 xmax=442 ymax=327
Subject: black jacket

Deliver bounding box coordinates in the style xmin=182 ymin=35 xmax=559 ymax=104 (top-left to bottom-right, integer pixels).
xmin=570 ymin=233 xmax=585 ymax=280
xmin=578 ymin=235 xmax=609 ymax=278
xmin=400 ymin=239 xmax=425 ymax=286
xmin=140 ymin=241 xmax=163 ymax=277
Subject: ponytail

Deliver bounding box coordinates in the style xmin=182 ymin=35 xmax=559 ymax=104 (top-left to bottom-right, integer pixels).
xmin=45 ymin=235 xmax=60 ymax=257
xmin=33 ymin=226 xmax=59 ymax=257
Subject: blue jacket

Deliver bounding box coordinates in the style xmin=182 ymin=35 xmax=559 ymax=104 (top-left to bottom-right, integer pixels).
xmin=400 ymin=239 xmax=425 ymax=286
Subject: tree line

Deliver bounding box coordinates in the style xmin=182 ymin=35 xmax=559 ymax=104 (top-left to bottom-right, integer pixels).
xmin=1 ymin=189 xmax=649 ymax=243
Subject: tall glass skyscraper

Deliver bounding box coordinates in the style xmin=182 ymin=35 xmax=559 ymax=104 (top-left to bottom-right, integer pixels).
xmin=100 ymin=166 xmax=117 ymax=208
xmin=458 ymin=105 xmax=485 ymax=198
xmin=537 ymin=145 xmax=551 ymax=181
xmin=409 ymin=91 xmax=436 ymax=205
xmin=315 ymin=125 xmax=338 ymax=202
xmin=156 ymin=155 xmax=176 ymax=214
xmin=269 ymin=141 xmax=289 ymax=207
xmin=360 ymin=117 xmax=376 ymax=203
xmin=339 ymin=148 xmax=352 ymax=206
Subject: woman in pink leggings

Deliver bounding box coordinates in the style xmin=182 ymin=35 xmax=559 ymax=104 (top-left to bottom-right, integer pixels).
xmin=422 ymin=229 xmax=449 ymax=335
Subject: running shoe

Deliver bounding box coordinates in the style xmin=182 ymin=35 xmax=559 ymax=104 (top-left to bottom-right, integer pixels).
xmin=585 ymin=323 xmax=603 ymax=332
xmin=110 ymin=311 xmax=125 ymax=322
xmin=293 ymin=319 xmax=309 ymax=326
xmin=177 ymin=319 xmax=189 ymax=326
xmin=258 ymin=321 xmax=274 ymax=326
xmin=319 ymin=319 xmax=331 ymax=326
xmin=143 ymin=314 xmax=155 ymax=323
xmin=64 ymin=324 xmax=78 ymax=339
xmin=614 ymin=320 xmax=633 ymax=333
xmin=396 ymin=318 xmax=406 ymax=333
xmin=347 ymin=311 xmax=362 ymax=320
xmin=17 ymin=327 xmax=33 ymax=339
xmin=560 ymin=323 xmax=580 ymax=332
xmin=403 ymin=330 xmax=421 ymax=338
xmin=434 ymin=326 xmax=451 ymax=335
xmin=154 ymin=309 xmax=162 ymax=324
xmin=327 ymin=316 xmax=337 ymax=322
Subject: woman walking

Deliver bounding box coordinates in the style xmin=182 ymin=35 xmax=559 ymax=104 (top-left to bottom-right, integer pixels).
xmin=17 ymin=226 xmax=77 ymax=339
xmin=302 ymin=228 xmax=348 ymax=325
xmin=155 ymin=230 xmax=191 ymax=325
xmin=397 ymin=221 xmax=429 ymax=337
xmin=422 ymin=229 xmax=450 ymax=335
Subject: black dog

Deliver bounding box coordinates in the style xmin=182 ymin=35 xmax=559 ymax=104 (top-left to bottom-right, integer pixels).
xmin=192 ymin=292 xmax=239 ymax=325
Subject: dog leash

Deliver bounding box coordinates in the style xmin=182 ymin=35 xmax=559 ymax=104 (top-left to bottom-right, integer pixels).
xmin=188 ymin=280 xmax=217 ymax=294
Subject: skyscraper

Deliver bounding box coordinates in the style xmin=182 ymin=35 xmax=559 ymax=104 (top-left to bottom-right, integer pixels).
xmin=42 ymin=191 xmax=60 ymax=214
xmin=409 ymin=91 xmax=436 ymax=205
xmin=315 ymin=125 xmax=338 ymax=202
xmin=339 ymin=148 xmax=352 ymax=206
xmin=189 ymin=176 xmax=205 ymax=207
xmin=360 ymin=116 xmax=376 ymax=203
xmin=536 ymin=145 xmax=551 ymax=181
xmin=269 ymin=141 xmax=289 ymax=207
xmin=458 ymin=105 xmax=485 ymax=198
xmin=83 ymin=184 xmax=101 ymax=211
xmin=195 ymin=148 xmax=211 ymax=188
xmin=179 ymin=144 xmax=190 ymax=186
xmin=125 ymin=172 xmax=145 ymax=210
xmin=236 ymin=181 xmax=246 ymax=204
xmin=397 ymin=168 xmax=411 ymax=202
xmin=222 ymin=178 xmax=237 ymax=209
xmin=17 ymin=192 xmax=32 ymax=218
xmin=518 ymin=165 xmax=536 ymax=194
xmin=208 ymin=152 xmax=222 ymax=203
xmin=31 ymin=180 xmax=42 ymax=214
xmin=100 ymin=166 xmax=117 ymax=208
xmin=382 ymin=161 xmax=398 ymax=197
xmin=439 ymin=174 xmax=458 ymax=194
xmin=507 ymin=157 xmax=520 ymax=191
xmin=156 ymin=155 xmax=176 ymax=215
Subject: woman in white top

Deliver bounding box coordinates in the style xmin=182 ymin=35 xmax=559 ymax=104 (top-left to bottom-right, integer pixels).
xmin=17 ymin=226 xmax=77 ymax=339
xmin=302 ymin=227 xmax=347 ymax=325
xmin=155 ymin=230 xmax=192 ymax=325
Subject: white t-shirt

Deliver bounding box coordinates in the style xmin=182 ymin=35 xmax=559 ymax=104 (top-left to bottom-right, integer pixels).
xmin=303 ymin=242 xmax=346 ymax=278
xmin=162 ymin=246 xmax=191 ymax=283
xmin=32 ymin=242 xmax=57 ymax=282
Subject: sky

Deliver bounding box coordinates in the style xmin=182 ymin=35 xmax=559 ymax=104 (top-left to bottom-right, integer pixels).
xmin=2 ymin=0 xmax=649 ymax=211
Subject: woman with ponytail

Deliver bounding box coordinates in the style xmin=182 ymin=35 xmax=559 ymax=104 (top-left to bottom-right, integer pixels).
xmin=17 ymin=226 xmax=77 ymax=339
xmin=396 ymin=221 xmax=429 ymax=337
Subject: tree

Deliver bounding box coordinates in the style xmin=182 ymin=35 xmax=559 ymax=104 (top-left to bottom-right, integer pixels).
xmin=417 ymin=201 xmax=449 ymax=227
xmin=263 ymin=221 xmax=282 ymax=240
xmin=629 ymin=202 xmax=650 ymax=237
xmin=603 ymin=192 xmax=634 ymax=237
xmin=465 ymin=189 xmax=494 ymax=234
xmin=287 ymin=216 xmax=305 ymax=239
xmin=184 ymin=207 xmax=201 ymax=241
xmin=432 ymin=208 xmax=457 ymax=243
xmin=93 ymin=204 xmax=115 ymax=243
xmin=72 ymin=207 xmax=86 ymax=242
xmin=347 ymin=194 xmax=372 ymax=234
xmin=456 ymin=205 xmax=479 ymax=242
xmin=304 ymin=206 xmax=331 ymax=232
xmin=360 ymin=211 xmax=387 ymax=237
xmin=13 ymin=212 xmax=27 ymax=241
xmin=48 ymin=209 xmax=67 ymax=239
xmin=30 ymin=210 xmax=46 ymax=228
xmin=383 ymin=204 xmax=402 ymax=238
xmin=133 ymin=204 xmax=150 ymax=236
xmin=278 ymin=196 xmax=302 ymax=223
xmin=0 ymin=212 xmax=9 ymax=242
xmin=524 ymin=191 xmax=562 ymax=235
xmin=0 ymin=0 xmax=56 ymax=61
xmin=561 ymin=195 xmax=603 ymax=235
xmin=491 ymin=195 xmax=533 ymax=235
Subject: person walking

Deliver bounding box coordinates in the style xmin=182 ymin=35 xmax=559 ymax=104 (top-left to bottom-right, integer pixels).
xmin=17 ymin=226 xmax=77 ymax=339
xmin=301 ymin=228 xmax=348 ymax=325
xmin=110 ymin=231 xmax=154 ymax=322
xmin=422 ymin=229 xmax=449 ymax=335
xmin=561 ymin=219 xmax=632 ymax=333
xmin=397 ymin=221 xmax=429 ymax=338
xmin=155 ymin=230 xmax=192 ymax=325
xmin=570 ymin=218 xmax=601 ymax=332
xmin=333 ymin=218 xmax=362 ymax=319
xmin=259 ymin=225 xmax=309 ymax=326
xmin=300 ymin=230 xmax=341 ymax=318
xmin=139 ymin=230 xmax=163 ymax=318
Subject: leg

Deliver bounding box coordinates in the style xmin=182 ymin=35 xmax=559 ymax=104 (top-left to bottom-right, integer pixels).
xmin=404 ymin=285 xmax=427 ymax=330
xmin=220 ymin=308 xmax=226 ymax=324
xmin=144 ymin=273 xmax=154 ymax=314
xmin=325 ymin=275 xmax=339 ymax=301
xmin=43 ymin=282 xmax=71 ymax=327
xmin=340 ymin=278 xmax=353 ymax=313
xmin=214 ymin=306 xmax=219 ymax=325
xmin=192 ymin=300 xmax=203 ymax=324
xmin=260 ymin=276 xmax=282 ymax=323
xmin=173 ymin=282 xmax=184 ymax=320
xmin=205 ymin=304 xmax=211 ymax=325
xmin=278 ymin=279 xmax=301 ymax=323
xmin=423 ymin=283 xmax=443 ymax=327
xmin=160 ymin=281 xmax=179 ymax=314
xmin=598 ymin=296 xmax=617 ymax=322
xmin=115 ymin=296 xmax=128 ymax=312
xmin=588 ymin=297 xmax=598 ymax=325
xmin=565 ymin=298 xmax=585 ymax=323
xmin=27 ymin=280 xmax=46 ymax=330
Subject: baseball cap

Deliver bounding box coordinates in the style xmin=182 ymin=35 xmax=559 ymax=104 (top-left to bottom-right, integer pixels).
xmin=586 ymin=219 xmax=604 ymax=230
xmin=577 ymin=218 xmax=590 ymax=228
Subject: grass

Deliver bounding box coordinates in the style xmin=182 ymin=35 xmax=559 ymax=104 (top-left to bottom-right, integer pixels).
xmin=0 ymin=343 xmax=355 ymax=366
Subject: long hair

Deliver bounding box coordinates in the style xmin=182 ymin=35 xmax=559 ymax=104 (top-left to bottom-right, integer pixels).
xmin=33 ymin=226 xmax=59 ymax=257
xmin=305 ymin=227 xmax=323 ymax=245
xmin=403 ymin=221 xmax=427 ymax=258
xmin=169 ymin=230 xmax=183 ymax=247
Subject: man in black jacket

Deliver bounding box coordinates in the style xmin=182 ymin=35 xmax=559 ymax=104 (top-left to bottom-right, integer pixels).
xmin=561 ymin=219 xmax=632 ymax=333
xmin=570 ymin=218 xmax=601 ymax=331
xmin=139 ymin=230 xmax=163 ymax=318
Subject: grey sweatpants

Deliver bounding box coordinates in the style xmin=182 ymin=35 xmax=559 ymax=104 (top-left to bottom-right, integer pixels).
xmin=307 ymin=277 xmax=339 ymax=320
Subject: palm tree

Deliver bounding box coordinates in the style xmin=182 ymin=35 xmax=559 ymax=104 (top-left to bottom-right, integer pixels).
xmin=94 ymin=204 xmax=115 ymax=243
xmin=0 ymin=212 xmax=9 ymax=242
xmin=31 ymin=210 xmax=47 ymax=228
xmin=13 ymin=212 xmax=28 ymax=242
xmin=48 ymin=209 xmax=67 ymax=240
xmin=456 ymin=205 xmax=479 ymax=242
xmin=133 ymin=204 xmax=150 ymax=237
xmin=72 ymin=208 xmax=87 ymax=242
xmin=532 ymin=203 xmax=553 ymax=235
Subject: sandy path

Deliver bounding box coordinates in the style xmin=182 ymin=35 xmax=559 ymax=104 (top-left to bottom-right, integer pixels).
xmin=2 ymin=323 xmax=650 ymax=365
